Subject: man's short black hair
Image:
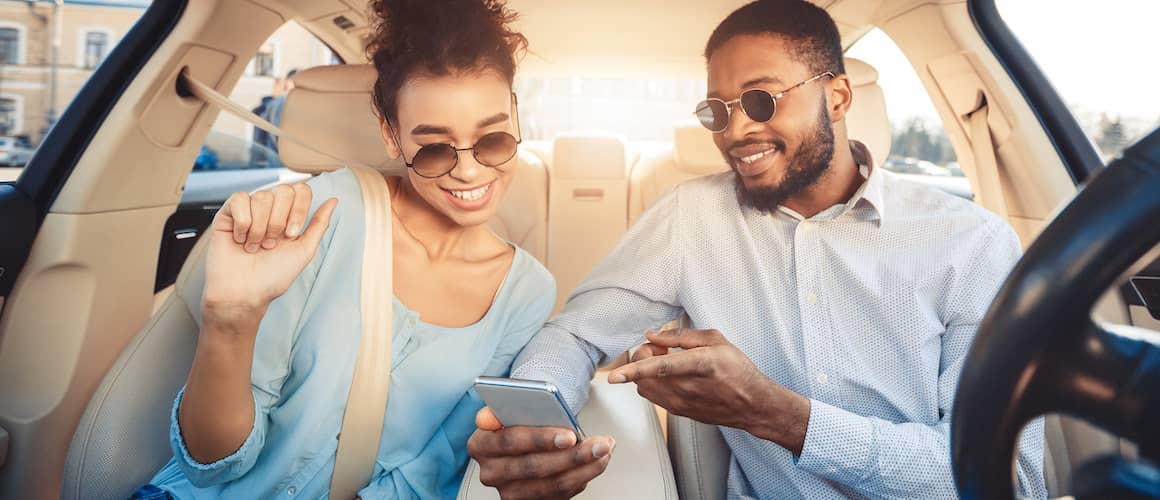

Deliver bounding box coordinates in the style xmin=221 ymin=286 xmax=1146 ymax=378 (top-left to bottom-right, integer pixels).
xmin=704 ymin=0 xmax=845 ymax=77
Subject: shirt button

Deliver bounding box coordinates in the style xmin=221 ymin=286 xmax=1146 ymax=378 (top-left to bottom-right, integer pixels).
xmin=806 ymin=292 xmax=818 ymax=305
xmin=817 ymin=373 xmax=829 ymax=385
xmin=287 ymin=486 xmax=297 ymax=495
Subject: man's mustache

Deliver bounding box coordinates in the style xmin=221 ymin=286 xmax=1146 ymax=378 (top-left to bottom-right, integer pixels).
xmin=726 ymin=137 xmax=787 ymax=155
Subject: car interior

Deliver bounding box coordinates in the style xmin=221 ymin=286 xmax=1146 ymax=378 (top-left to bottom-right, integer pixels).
xmin=0 ymin=0 xmax=1156 ymax=498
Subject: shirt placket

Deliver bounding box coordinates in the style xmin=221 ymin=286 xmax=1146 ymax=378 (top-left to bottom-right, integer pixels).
xmin=793 ymin=218 xmax=834 ymax=400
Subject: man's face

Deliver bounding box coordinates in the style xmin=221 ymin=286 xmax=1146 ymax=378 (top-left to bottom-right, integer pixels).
xmin=706 ymin=34 xmax=836 ymax=213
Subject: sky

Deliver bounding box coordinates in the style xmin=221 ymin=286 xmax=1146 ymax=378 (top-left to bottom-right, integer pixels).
xmin=846 ymin=0 xmax=1160 ymax=131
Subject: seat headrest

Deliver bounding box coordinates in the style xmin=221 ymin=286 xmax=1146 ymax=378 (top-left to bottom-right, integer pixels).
xmin=279 ymin=64 xmax=404 ymax=174
xmin=845 ymin=57 xmax=880 ymax=88
xmin=552 ymin=133 xmax=628 ymax=179
xmin=672 ymin=120 xmax=729 ymax=175
xmin=842 ymin=57 xmax=890 ymax=166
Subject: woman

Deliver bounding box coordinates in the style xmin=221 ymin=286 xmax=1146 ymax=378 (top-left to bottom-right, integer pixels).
xmin=134 ymin=0 xmax=554 ymax=498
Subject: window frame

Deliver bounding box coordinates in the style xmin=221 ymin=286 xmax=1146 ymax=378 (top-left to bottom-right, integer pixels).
xmin=247 ymin=41 xmax=279 ymax=77
xmin=0 ymin=22 xmax=27 ymax=65
xmin=77 ymin=27 xmax=115 ymax=69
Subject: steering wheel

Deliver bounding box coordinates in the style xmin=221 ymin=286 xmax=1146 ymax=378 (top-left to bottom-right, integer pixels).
xmin=952 ymin=129 xmax=1160 ymax=499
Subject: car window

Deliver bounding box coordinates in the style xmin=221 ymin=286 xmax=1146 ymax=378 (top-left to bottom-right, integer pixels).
xmin=846 ymin=29 xmax=972 ymax=199
xmin=997 ymin=0 xmax=1159 ymax=162
xmin=197 ymin=21 xmax=341 ymax=172
xmin=0 ymin=0 xmax=148 ymax=181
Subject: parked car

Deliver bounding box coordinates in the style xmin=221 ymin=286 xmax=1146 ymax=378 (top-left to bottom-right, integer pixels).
xmin=0 ymin=136 xmax=35 ymax=167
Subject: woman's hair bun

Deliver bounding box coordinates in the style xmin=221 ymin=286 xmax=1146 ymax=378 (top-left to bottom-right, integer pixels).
xmin=367 ymin=0 xmax=528 ymax=122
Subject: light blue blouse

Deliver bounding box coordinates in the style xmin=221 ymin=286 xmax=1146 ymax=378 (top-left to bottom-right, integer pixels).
xmin=151 ymin=168 xmax=556 ymax=499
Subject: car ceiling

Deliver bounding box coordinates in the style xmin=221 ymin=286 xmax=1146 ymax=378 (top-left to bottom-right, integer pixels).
xmin=271 ymin=0 xmax=962 ymax=79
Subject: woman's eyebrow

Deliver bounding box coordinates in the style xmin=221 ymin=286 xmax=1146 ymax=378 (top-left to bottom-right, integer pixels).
xmin=476 ymin=112 xmax=510 ymax=129
xmin=411 ymin=124 xmax=451 ymax=136
xmin=410 ymin=113 xmax=510 ymax=136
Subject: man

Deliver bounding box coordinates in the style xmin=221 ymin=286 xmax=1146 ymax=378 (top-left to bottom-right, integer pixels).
xmin=253 ymin=69 xmax=298 ymax=152
xmin=250 ymin=77 xmax=281 ymax=149
xmin=467 ymin=1 xmax=1046 ymax=498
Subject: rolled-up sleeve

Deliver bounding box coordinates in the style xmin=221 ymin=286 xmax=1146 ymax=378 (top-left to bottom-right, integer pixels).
xmin=169 ymin=388 xmax=266 ymax=486
xmin=513 ymin=188 xmax=686 ymax=411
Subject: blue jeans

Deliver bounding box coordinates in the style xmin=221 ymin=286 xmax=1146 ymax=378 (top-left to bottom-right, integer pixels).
xmin=128 ymin=484 xmax=173 ymax=500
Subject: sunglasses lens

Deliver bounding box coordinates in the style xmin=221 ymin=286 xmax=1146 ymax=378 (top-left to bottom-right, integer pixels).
xmin=411 ymin=143 xmax=457 ymax=177
xmin=740 ymin=89 xmax=776 ymax=123
xmin=473 ymin=132 xmax=519 ymax=167
xmin=695 ymin=100 xmax=729 ymax=132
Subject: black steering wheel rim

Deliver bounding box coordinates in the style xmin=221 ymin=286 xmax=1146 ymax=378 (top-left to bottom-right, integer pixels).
xmin=952 ymin=129 xmax=1160 ymax=499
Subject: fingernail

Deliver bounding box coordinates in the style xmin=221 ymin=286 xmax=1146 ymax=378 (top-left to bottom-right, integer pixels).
xmin=287 ymin=224 xmax=301 ymax=237
xmin=609 ymin=438 xmax=617 ymax=453
xmin=554 ymin=432 xmax=573 ymax=449
xmin=608 ymin=372 xmax=626 ymax=384
xmin=245 ymin=243 xmax=260 ymax=253
xmin=592 ymin=440 xmax=610 ymax=458
xmin=262 ymin=239 xmax=277 ymax=249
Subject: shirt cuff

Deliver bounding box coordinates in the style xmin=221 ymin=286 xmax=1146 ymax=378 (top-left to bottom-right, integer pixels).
xmin=794 ymin=398 xmax=877 ymax=485
xmin=169 ymin=388 xmax=262 ymax=480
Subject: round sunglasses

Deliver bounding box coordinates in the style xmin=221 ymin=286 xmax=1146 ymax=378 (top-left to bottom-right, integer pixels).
xmin=395 ymin=130 xmax=522 ymax=179
xmin=695 ymin=72 xmax=835 ymax=133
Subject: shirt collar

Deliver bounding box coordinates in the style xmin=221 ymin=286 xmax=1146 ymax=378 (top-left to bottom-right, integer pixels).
xmin=768 ymin=140 xmax=886 ymax=223
xmin=846 ymin=139 xmax=886 ymax=224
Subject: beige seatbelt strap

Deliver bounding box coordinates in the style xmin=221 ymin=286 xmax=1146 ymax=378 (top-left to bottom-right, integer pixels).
xmin=330 ymin=165 xmax=393 ymax=500
xmin=180 ymin=69 xmax=392 ymax=499
xmin=965 ymin=92 xmax=1011 ymax=220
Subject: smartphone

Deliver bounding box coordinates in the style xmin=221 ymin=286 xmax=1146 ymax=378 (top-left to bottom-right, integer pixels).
xmin=474 ymin=376 xmax=586 ymax=440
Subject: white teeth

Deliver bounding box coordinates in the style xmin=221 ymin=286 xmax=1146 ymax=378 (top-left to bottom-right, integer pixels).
xmin=451 ymin=183 xmax=491 ymax=202
xmin=738 ymin=148 xmax=776 ymax=164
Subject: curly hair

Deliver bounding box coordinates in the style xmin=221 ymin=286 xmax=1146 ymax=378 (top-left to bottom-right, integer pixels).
xmin=366 ymin=0 xmax=528 ymax=124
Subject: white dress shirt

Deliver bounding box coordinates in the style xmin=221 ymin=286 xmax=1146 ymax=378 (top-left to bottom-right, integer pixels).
xmin=513 ymin=142 xmax=1046 ymax=499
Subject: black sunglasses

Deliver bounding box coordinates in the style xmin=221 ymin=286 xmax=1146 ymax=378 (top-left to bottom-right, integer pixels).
xmin=695 ymin=72 xmax=835 ymax=133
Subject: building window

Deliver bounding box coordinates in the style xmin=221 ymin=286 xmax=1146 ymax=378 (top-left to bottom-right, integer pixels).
xmin=0 ymin=97 xmax=20 ymax=135
xmin=0 ymin=27 xmax=21 ymax=65
xmin=253 ymin=43 xmax=275 ymax=77
xmin=83 ymin=31 xmax=110 ymax=69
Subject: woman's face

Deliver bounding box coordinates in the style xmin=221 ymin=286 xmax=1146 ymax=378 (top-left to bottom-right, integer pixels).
xmin=382 ymin=70 xmax=519 ymax=228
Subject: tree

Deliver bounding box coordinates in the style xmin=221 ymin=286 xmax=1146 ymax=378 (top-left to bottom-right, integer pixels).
xmin=890 ymin=116 xmax=956 ymax=164
xmin=1095 ymin=113 xmax=1128 ymax=158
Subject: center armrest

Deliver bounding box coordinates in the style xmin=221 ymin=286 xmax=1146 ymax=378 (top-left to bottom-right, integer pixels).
xmin=458 ymin=377 xmax=677 ymax=499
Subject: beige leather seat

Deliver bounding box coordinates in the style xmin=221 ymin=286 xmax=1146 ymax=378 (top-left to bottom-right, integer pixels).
xmin=546 ymin=133 xmax=630 ymax=312
xmin=629 ymin=57 xmax=890 ymax=224
xmin=62 ymin=64 xmax=550 ymax=499
xmin=659 ymin=58 xmax=1111 ymax=500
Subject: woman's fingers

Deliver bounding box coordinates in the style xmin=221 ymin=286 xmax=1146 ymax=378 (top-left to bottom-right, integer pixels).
xmin=286 ymin=182 xmax=313 ymax=238
xmin=245 ymin=190 xmax=273 ymax=253
xmin=220 ymin=192 xmax=252 ymax=244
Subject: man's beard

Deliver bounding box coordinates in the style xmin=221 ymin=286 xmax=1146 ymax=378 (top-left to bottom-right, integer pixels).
xmin=734 ymin=103 xmax=835 ymax=214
